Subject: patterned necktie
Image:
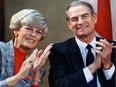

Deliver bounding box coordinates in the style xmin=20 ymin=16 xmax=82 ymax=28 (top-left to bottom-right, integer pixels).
xmin=86 ymin=44 xmax=97 ymax=87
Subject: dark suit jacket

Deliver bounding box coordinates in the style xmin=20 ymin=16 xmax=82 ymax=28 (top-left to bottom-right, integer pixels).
xmin=49 ymin=37 xmax=115 ymax=87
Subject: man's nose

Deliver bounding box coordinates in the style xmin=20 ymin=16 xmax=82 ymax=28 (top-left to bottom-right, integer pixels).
xmin=78 ymin=17 xmax=83 ymax=25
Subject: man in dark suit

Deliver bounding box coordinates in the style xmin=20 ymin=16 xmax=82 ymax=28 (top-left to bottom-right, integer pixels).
xmin=49 ymin=1 xmax=116 ymax=87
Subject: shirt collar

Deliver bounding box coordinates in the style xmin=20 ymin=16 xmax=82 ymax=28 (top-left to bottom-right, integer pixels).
xmin=75 ymin=36 xmax=96 ymax=52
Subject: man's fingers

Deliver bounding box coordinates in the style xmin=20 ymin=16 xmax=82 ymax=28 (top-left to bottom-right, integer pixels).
xmin=110 ymin=43 xmax=116 ymax=48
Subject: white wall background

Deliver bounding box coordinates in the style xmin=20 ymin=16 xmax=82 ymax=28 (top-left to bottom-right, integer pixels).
xmin=111 ymin=0 xmax=116 ymax=40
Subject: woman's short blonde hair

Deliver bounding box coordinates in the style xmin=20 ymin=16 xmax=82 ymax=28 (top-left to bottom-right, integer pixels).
xmin=9 ymin=9 xmax=48 ymax=39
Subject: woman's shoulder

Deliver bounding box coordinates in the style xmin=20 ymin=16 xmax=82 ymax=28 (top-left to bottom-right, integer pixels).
xmin=0 ymin=40 xmax=13 ymax=50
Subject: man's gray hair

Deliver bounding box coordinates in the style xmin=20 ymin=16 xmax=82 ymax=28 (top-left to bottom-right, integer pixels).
xmin=66 ymin=1 xmax=96 ymax=21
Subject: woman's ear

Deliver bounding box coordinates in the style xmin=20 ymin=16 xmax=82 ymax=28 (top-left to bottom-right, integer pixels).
xmin=13 ymin=30 xmax=18 ymax=37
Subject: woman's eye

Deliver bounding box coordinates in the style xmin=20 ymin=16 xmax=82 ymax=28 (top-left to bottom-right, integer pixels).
xmin=25 ymin=27 xmax=33 ymax=32
xmin=25 ymin=27 xmax=31 ymax=30
xmin=36 ymin=30 xmax=42 ymax=34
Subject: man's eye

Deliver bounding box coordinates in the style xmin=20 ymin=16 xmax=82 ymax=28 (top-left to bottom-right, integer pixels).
xmin=83 ymin=15 xmax=87 ymax=18
xmin=82 ymin=14 xmax=89 ymax=19
xmin=71 ymin=18 xmax=78 ymax=22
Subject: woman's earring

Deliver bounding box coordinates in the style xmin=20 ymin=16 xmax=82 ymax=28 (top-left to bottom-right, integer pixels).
xmin=15 ymin=33 xmax=18 ymax=37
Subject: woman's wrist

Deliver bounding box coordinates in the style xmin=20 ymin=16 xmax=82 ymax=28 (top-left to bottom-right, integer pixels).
xmin=6 ymin=75 xmax=20 ymax=87
xmin=32 ymin=79 xmax=41 ymax=84
xmin=32 ymin=71 xmax=41 ymax=84
xmin=6 ymin=77 xmax=14 ymax=87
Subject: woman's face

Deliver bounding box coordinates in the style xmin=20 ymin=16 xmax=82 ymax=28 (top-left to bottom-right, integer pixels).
xmin=13 ymin=25 xmax=43 ymax=51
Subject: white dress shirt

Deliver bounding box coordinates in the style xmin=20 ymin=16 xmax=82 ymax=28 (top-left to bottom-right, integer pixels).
xmin=75 ymin=36 xmax=115 ymax=87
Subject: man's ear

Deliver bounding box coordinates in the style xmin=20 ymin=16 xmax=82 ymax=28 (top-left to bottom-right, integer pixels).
xmin=67 ymin=20 xmax=72 ymax=30
xmin=93 ymin=13 xmax=97 ymax=24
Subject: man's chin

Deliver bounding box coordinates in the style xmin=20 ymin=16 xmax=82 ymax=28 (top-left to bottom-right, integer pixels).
xmin=78 ymin=34 xmax=89 ymax=38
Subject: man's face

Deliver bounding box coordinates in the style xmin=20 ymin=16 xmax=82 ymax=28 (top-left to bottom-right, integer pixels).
xmin=14 ymin=25 xmax=43 ymax=50
xmin=67 ymin=5 xmax=97 ymax=38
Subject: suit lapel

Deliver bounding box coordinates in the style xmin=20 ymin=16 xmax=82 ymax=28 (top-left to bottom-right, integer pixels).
xmin=68 ymin=38 xmax=84 ymax=71
xmin=68 ymin=37 xmax=100 ymax=71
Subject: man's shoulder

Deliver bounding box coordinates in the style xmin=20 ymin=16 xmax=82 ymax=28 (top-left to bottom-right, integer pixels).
xmin=53 ymin=38 xmax=74 ymax=47
xmin=51 ymin=38 xmax=75 ymax=52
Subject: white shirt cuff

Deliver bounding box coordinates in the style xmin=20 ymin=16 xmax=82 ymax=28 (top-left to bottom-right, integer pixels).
xmin=83 ymin=67 xmax=93 ymax=83
xmin=103 ymin=64 xmax=115 ymax=80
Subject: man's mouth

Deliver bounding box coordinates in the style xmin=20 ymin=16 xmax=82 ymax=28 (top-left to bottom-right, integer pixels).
xmin=78 ymin=25 xmax=88 ymax=30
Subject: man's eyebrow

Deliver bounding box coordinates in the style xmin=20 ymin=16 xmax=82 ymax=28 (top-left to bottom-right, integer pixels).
xmin=81 ymin=13 xmax=89 ymax=16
